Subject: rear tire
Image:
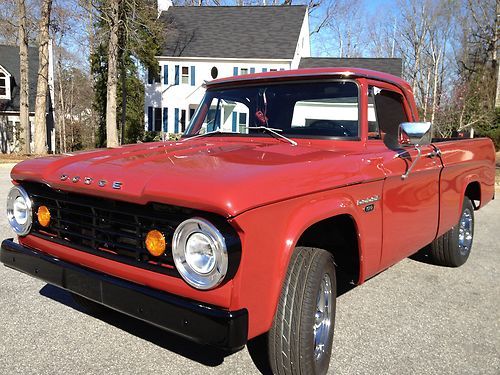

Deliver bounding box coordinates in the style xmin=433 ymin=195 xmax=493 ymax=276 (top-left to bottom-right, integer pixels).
xmin=268 ymin=246 xmax=336 ymax=375
xmin=429 ymin=196 xmax=474 ymax=267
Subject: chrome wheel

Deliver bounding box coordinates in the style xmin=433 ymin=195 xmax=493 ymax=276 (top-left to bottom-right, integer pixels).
xmin=458 ymin=208 xmax=473 ymax=256
xmin=314 ymin=273 xmax=333 ymax=361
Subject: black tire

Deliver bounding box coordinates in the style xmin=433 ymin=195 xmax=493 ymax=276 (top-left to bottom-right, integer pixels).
xmin=268 ymin=247 xmax=336 ymax=375
xmin=71 ymin=293 xmax=110 ymax=315
xmin=429 ymin=196 xmax=474 ymax=267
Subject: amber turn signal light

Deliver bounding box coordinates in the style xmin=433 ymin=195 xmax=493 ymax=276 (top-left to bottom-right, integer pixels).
xmin=37 ymin=205 xmax=51 ymax=227
xmin=145 ymin=230 xmax=166 ymax=256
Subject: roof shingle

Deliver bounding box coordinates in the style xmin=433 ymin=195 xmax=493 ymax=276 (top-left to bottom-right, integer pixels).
xmin=299 ymin=57 xmax=403 ymax=77
xmin=159 ymin=6 xmax=307 ymax=60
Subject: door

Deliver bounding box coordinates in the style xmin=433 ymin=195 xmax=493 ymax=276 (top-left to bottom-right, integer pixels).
xmin=366 ymin=83 xmax=442 ymax=269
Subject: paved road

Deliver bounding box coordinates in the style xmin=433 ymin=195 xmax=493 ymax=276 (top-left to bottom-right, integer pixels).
xmin=0 ymin=163 xmax=498 ymax=375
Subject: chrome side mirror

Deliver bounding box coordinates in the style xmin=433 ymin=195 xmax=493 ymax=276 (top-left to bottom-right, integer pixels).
xmin=397 ymin=122 xmax=433 ymax=180
xmin=398 ymin=122 xmax=432 ymax=146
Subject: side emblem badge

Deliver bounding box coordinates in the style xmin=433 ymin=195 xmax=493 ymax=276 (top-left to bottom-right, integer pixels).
xmin=84 ymin=177 xmax=93 ymax=185
xmin=364 ymin=204 xmax=375 ymax=213
xmin=112 ymin=181 xmax=122 ymax=190
xmin=60 ymin=174 xmax=68 ymax=181
xmin=72 ymin=176 xmax=80 ymax=183
xmin=98 ymin=180 xmax=107 ymax=187
xmin=356 ymin=195 xmax=380 ymax=206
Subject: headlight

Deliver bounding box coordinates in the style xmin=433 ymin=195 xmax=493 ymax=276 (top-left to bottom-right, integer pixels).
xmin=172 ymin=217 xmax=228 ymax=290
xmin=6 ymin=185 xmax=32 ymax=236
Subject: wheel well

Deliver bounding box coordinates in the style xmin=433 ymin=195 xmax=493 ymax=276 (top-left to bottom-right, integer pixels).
xmin=296 ymin=215 xmax=359 ymax=294
xmin=465 ymin=181 xmax=481 ymax=209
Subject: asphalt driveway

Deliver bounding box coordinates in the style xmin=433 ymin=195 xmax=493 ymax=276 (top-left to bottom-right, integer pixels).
xmin=0 ymin=163 xmax=498 ymax=374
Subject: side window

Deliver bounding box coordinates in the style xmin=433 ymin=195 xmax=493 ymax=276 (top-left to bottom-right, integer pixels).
xmin=367 ymin=86 xmax=380 ymax=139
xmin=372 ymin=87 xmax=408 ymax=148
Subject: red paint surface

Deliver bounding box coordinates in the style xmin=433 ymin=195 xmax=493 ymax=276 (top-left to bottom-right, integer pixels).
xmin=9 ymin=69 xmax=497 ymax=340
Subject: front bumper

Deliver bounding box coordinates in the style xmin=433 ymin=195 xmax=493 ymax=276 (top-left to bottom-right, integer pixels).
xmin=0 ymin=239 xmax=248 ymax=351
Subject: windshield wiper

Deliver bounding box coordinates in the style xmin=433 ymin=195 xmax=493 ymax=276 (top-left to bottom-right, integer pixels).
xmin=246 ymin=126 xmax=297 ymax=146
xmin=181 ymin=129 xmax=232 ymax=142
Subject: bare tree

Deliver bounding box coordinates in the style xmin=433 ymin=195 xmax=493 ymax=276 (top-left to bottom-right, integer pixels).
xmin=17 ymin=0 xmax=30 ymax=154
xmin=0 ymin=0 xmax=19 ymax=44
xmin=312 ymin=0 xmax=366 ymax=57
xmin=33 ymin=0 xmax=52 ymax=154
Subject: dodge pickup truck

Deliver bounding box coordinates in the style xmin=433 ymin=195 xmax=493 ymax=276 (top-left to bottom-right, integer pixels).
xmin=1 ymin=68 xmax=496 ymax=375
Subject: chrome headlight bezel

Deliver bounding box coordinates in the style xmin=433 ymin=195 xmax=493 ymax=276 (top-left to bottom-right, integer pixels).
xmin=172 ymin=217 xmax=228 ymax=290
xmin=6 ymin=185 xmax=32 ymax=236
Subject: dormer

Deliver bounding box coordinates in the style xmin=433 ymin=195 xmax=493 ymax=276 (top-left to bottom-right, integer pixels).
xmin=0 ymin=64 xmax=12 ymax=101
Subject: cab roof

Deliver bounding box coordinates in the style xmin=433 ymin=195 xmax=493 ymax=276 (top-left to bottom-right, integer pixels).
xmin=206 ymin=67 xmax=412 ymax=92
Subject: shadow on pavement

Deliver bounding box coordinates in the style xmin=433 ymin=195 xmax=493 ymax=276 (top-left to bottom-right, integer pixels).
xmin=408 ymin=245 xmax=439 ymax=266
xmin=39 ymin=284 xmax=230 ymax=367
xmin=39 ymin=273 xmax=362 ymax=374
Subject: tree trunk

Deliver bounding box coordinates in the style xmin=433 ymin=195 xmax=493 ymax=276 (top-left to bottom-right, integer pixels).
xmin=56 ymin=59 xmax=67 ymax=153
xmin=33 ymin=0 xmax=52 ymax=154
xmin=423 ymin=66 xmax=431 ymax=121
xmin=17 ymin=0 xmax=30 ymax=154
xmin=86 ymin=0 xmax=96 ymax=147
xmin=105 ymin=0 xmax=120 ymax=148
xmin=495 ymin=0 xmax=500 ymax=107
xmin=120 ymin=49 xmax=126 ymax=144
xmin=430 ymin=50 xmax=441 ymax=126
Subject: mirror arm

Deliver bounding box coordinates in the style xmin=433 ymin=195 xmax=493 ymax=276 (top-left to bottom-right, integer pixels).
xmin=401 ymin=145 xmax=422 ymax=180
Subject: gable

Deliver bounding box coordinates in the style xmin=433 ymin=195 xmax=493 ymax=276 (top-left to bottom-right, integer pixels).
xmin=0 ymin=64 xmax=11 ymax=77
xmin=0 ymin=44 xmax=39 ymax=112
xmin=159 ymin=6 xmax=307 ymax=60
xmin=0 ymin=64 xmax=12 ymax=100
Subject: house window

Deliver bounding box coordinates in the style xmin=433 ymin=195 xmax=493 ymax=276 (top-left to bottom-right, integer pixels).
xmin=211 ymin=66 xmax=218 ymax=79
xmin=270 ymin=69 xmax=277 ymax=72
xmin=6 ymin=121 xmax=14 ymax=142
xmin=0 ymin=71 xmax=9 ymax=99
xmin=148 ymin=66 xmax=161 ymax=84
xmin=0 ymin=73 xmax=6 ymax=95
xmin=180 ymin=110 xmax=186 ymax=132
xmin=240 ymin=68 xmax=248 ymax=75
xmin=238 ymin=112 xmax=247 ymax=133
xmin=154 ymin=108 xmax=162 ymax=131
xmin=182 ymin=66 xmax=189 ymax=84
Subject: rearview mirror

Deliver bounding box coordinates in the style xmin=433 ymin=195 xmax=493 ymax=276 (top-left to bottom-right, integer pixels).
xmin=398 ymin=122 xmax=432 ymax=146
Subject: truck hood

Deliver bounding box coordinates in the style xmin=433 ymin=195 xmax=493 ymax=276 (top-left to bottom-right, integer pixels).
xmin=11 ymin=139 xmax=375 ymax=217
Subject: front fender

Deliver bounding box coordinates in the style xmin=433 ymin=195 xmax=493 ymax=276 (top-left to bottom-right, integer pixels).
xmin=228 ymin=181 xmax=384 ymax=339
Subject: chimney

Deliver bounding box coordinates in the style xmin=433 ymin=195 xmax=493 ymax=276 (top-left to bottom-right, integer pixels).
xmin=157 ymin=0 xmax=172 ymax=16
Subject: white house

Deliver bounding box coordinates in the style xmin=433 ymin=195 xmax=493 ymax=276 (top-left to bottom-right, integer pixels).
xmin=144 ymin=3 xmax=404 ymax=137
xmin=145 ymin=3 xmax=310 ymax=136
xmin=0 ymin=44 xmax=55 ymax=153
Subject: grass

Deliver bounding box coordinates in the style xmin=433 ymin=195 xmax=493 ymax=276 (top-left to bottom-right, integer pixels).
xmin=0 ymin=154 xmax=34 ymax=164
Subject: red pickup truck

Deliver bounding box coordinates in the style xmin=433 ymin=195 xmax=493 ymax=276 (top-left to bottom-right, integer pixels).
xmin=1 ymin=68 xmax=496 ymax=375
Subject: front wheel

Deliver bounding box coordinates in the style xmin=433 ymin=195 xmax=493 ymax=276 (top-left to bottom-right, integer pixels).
xmin=429 ymin=196 xmax=474 ymax=267
xmin=268 ymin=246 xmax=337 ymax=375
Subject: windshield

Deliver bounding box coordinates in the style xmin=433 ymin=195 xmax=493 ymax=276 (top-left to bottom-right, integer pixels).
xmin=184 ymin=80 xmax=359 ymax=139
